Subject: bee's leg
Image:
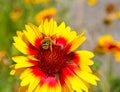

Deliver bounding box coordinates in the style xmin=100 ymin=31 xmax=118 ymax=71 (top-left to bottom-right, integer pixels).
xmin=50 ymin=43 xmax=52 ymax=52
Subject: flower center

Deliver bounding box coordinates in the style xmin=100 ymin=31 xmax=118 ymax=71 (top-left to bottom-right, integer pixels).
xmin=105 ymin=42 xmax=116 ymax=50
xmin=36 ymin=45 xmax=67 ymax=76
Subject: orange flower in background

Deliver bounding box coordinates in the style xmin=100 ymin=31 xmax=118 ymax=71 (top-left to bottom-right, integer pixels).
xmin=98 ymin=35 xmax=115 ymax=52
xmin=105 ymin=3 xmax=116 ymax=14
xmin=35 ymin=8 xmax=57 ymax=25
xmin=113 ymin=42 xmax=120 ymax=61
xmin=10 ymin=19 xmax=99 ymax=92
xmin=95 ymin=35 xmax=120 ymax=61
xmin=10 ymin=7 xmax=23 ymax=22
xmin=103 ymin=3 xmax=120 ymax=25
xmin=24 ymin=0 xmax=49 ymax=4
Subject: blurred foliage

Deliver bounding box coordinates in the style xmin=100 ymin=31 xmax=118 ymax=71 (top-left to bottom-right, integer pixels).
xmin=111 ymin=78 xmax=120 ymax=92
xmin=92 ymin=60 xmax=102 ymax=73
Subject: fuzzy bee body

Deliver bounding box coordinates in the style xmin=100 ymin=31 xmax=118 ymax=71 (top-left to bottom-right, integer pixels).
xmin=41 ymin=37 xmax=52 ymax=50
xmin=41 ymin=33 xmax=56 ymax=51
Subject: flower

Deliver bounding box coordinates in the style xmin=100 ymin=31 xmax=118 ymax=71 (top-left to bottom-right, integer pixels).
xmin=95 ymin=35 xmax=120 ymax=61
xmin=10 ymin=7 xmax=23 ymax=22
xmin=103 ymin=14 xmax=115 ymax=26
xmin=115 ymin=11 xmax=120 ymax=19
xmin=35 ymin=8 xmax=57 ymax=25
xmin=10 ymin=19 xmax=99 ymax=92
xmin=87 ymin=0 xmax=98 ymax=6
xmin=0 ymin=51 xmax=7 ymax=64
xmin=105 ymin=3 xmax=116 ymax=14
xmin=24 ymin=0 xmax=49 ymax=4
xmin=97 ymin=35 xmax=116 ymax=52
xmin=103 ymin=3 xmax=120 ymax=25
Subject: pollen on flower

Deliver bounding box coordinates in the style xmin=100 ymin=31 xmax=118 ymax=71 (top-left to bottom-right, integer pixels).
xmin=35 ymin=45 xmax=68 ymax=76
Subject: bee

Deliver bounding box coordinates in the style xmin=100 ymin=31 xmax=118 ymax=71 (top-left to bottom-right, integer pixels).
xmin=41 ymin=33 xmax=56 ymax=51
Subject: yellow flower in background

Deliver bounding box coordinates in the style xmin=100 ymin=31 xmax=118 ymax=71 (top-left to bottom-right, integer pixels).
xmin=0 ymin=51 xmax=9 ymax=65
xmin=24 ymin=0 xmax=49 ymax=4
xmin=10 ymin=19 xmax=99 ymax=92
xmin=95 ymin=35 xmax=120 ymax=61
xmin=0 ymin=51 xmax=7 ymax=62
xmin=87 ymin=0 xmax=97 ymax=6
xmin=103 ymin=14 xmax=115 ymax=26
xmin=103 ymin=3 xmax=120 ymax=24
xmin=35 ymin=8 xmax=57 ymax=25
xmin=10 ymin=7 xmax=23 ymax=22
xmin=103 ymin=12 xmax=120 ymax=26
xmin=115 ymin=11 xmax=120 ymax=19
xmin=94 ymin=45 xmax=106 ymax=54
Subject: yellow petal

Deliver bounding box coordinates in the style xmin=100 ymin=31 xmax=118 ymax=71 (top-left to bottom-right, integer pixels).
xmin=39 ymin=83 xmax=48 ymax=92
xmin=20 ymin=72 xmax=33 ymax=86
xmin=42 ymin=19 xmax=49 ymax=35
xmin=18 ymin=86 xmax=28 ymax=92
xmin=76 ymin=71 xmax=100 ymax=86
xmin=60 ymin=26 xmax=71 ymax=37
xmin=98 ymin=35 xmax=114 ymax=46
xmin=80 ymin=65 xmax=92 ymax=73
xmin=49 ymin=19 xmax=57 ymax=36
xmin=62 ymin=77 xmax=73 ymax=92
xmin=34 ymin=82 xmax=49 ymax=92
xmin=76 ymin=50 xmax=94 ymax=58
xmin=66 ymin=31 xmax=77 ymax=43
xmin=28 ymin=23 xmax=41 ymax=37
xmin=24 ymin=23 xmax=41 ymax=46
xmin=10 ymin=69 xmax=16 ymax=75
xmin=10 ymin=68 xmax=26 ymax=76
xmin=28 ymin=75 xmax=40 ymax=92
xmin=12 ymin=56 xmax=37 ymax=69
xmin=54 ymin=81 xmax=62 ymax=92
xmin=75 ymin=50 xmax=94 ymax=65
xmin=62 ymin=83 xmax=74 ymax=92
xmin=13 ymin=36 xmax=28 ymax=54
xmin=69 ymin=29 xmax=87 ymax=51
xmin=16 ymin=31 xmax=24 ymax=38
xmin=41 ymin=19 xmax=57 ymax=36
xmin=34 ymin=84 xmax=41 ymax=92
xmin=17 ymin=31 xmax=30 ymax=45
xmin=56 ymin=23 xmax=77 ymax=45
xmin=20 ymin=68 xmax=32 ymax=80
xmin=56 ymin=22 xmax=66 ymax=36
xmin=64 ymin=68 xmax=88 ymax=92
xmin=66 ymin=75 xmax=88 ymax=92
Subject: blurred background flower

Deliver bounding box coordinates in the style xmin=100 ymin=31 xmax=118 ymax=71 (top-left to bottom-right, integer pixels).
xmin=87 ymin=0 xmax=98 ymax=6
xmin=94 ymin=35 xmax=120 ymax=61
xmin=35 ymin=8 xmax=57 ymax=24
xmin=23 ymin=0 xmax=49 ymax=4
xmin=10 ymin=7 xmax=23 ymax=22
xmin=103 ymin=3 xmax=120 ymax=26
